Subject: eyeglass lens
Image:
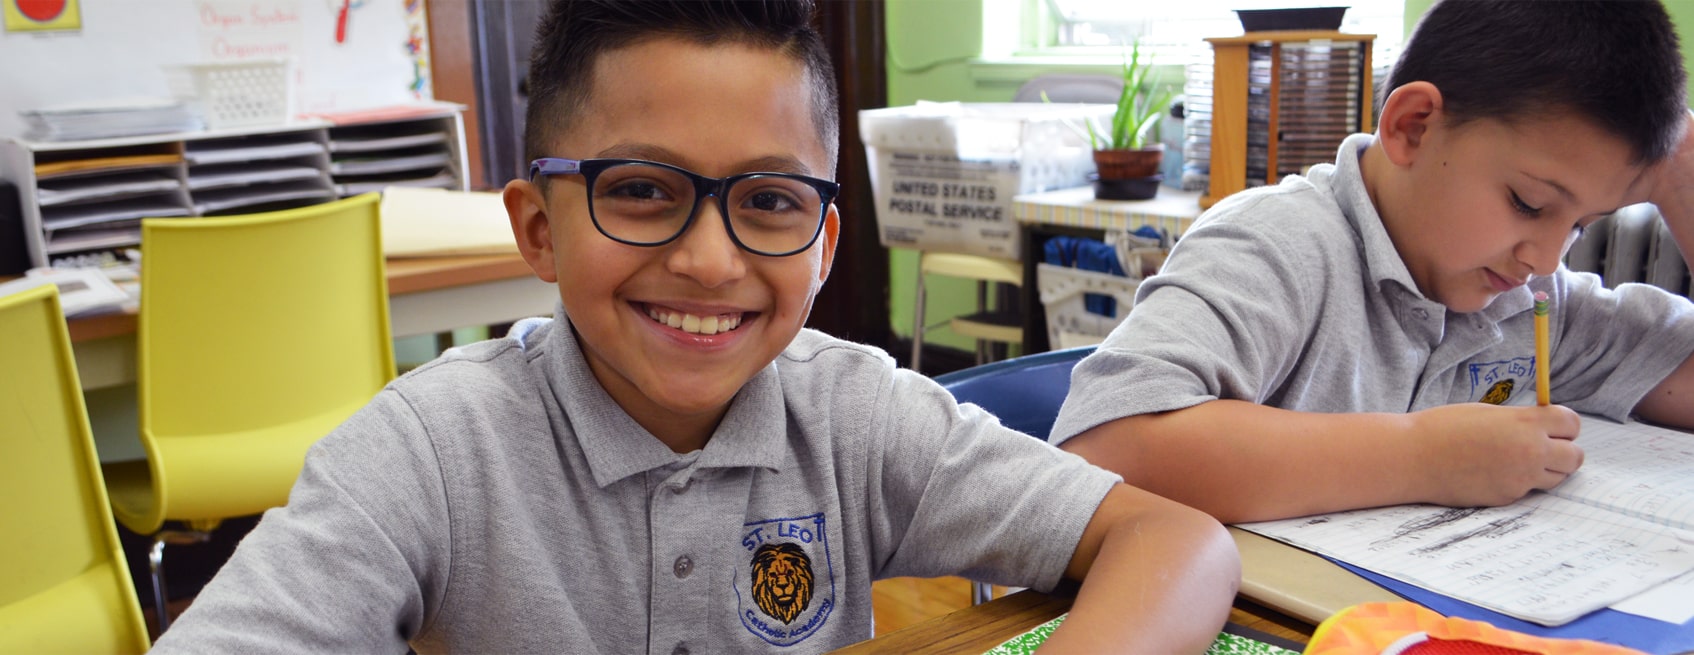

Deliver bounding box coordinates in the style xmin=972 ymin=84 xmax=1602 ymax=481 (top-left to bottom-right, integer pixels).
xmin=590 ymin=162 xmax=824 ymax=255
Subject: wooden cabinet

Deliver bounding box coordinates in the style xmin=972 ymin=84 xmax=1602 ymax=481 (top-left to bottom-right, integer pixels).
xmin=1201 ymin=31 xmax=1375 ymax=208
xmin=1 ymin=105 xmax=467 ymax=269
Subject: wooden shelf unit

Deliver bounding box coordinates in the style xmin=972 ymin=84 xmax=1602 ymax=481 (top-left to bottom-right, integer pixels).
xmin=1202 ymin=31 xmax=1375 ymax=209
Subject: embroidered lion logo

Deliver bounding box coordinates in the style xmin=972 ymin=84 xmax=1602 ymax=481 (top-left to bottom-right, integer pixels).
xmin=1480 ymin=379 xmax=1514 ymax=405
xmin=750 ymin=542 xmax=813 ymax=624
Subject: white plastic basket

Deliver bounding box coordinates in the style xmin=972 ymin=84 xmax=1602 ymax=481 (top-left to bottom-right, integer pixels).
xmin=168 ymin=59 xmax=293 ymax=129
xmin=1037 ymin=263 xmax=1143 ymax=349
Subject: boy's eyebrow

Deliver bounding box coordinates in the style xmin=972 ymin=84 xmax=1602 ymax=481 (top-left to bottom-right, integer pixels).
xmin=1526 ymin=174 xmax=1577 ymax=204
xmin=596 ymin=143 xmax=816 ymax=176
xmin=1528 ymin=174 xmax=1627 ymax=218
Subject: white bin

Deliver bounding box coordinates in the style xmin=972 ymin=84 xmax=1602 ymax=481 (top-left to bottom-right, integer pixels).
xmin=167 ymin=59 xmax=293 ymax=129
xmin=1037 ymin=262 xmax=1143 ymax=349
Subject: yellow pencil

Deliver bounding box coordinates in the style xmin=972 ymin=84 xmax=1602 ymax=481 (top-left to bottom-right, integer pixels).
xmin=1534 ymin=291 xmax=1551 ymax=406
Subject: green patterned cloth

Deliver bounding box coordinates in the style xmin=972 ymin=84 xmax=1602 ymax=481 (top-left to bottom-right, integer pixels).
xmin=981 ymin=614 xmax=1299 ymax=655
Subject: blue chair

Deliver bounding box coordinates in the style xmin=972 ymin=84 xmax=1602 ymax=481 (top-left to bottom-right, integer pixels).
xmin=933 ymin=346 xmax=1096 ymax=441
xmin=932 ymin=346 xmax=1096 ymax=604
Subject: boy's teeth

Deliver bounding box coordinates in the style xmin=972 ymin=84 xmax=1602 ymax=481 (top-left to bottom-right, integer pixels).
xmin=646 ymin=307 xmax=742 ymax=335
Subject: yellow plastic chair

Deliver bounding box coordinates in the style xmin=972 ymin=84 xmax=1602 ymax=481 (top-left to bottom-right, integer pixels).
xmin=0 ymin=285 xmax=151 ymax=654
xmin=102 ymin=193 xmax=396 ymax=630
xmin=911 ymin=251 xmax=1025 ymax=374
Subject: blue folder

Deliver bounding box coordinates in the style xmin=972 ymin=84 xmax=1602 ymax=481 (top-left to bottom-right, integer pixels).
xmin=1331 ymin=559 xmax=1694 ymax=654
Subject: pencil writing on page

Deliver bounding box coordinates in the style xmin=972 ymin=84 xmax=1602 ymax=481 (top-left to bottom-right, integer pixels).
xmin=1534 ymin=291 xmax=1550 ymax=406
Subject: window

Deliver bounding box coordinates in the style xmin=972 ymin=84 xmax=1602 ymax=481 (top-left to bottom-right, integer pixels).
xmin=996 ymin=0 xmax=1406 ymax=66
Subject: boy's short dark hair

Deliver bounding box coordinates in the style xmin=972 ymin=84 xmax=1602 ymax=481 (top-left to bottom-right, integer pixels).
xmin=1384 ymin=0 xmax=1687 ymax=164
xmin=524 ymin=0 xmax=841 ymax=174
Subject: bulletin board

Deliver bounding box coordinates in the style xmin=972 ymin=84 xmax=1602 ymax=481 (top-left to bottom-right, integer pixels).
xmin=0 ymin=0 xmax=432 ymax=139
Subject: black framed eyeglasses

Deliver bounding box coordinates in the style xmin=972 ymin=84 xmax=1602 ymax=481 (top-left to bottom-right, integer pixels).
xmin=529 ymin=157 xmax=840 ymax=257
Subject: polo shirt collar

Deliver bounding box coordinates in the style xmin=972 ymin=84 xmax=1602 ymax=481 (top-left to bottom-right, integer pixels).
xmin=541 ymin=307 xmax=790 ymax=488
xmin=1330 ymin=133 xmax=1427 ymax=301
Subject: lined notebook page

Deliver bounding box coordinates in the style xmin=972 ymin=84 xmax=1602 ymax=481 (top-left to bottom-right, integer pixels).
xmin=1241 ymin=494 xmax=1694 ymax=626
xmin=1550 ymin=419 xmax=1694 ymax=531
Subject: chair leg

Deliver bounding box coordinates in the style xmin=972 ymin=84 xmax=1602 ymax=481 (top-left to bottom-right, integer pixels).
xmin=912 ymin=267 xmax=928 ymax=374
xmin=146 ymin=538 xmax=171 ymax=632
xmin=148 ymin=528 xmax=213 ymax=633
xmin=974 ymin=280 xmax=991 ymax=365
xmin=971 ymin=581 xmax=994 ymax=605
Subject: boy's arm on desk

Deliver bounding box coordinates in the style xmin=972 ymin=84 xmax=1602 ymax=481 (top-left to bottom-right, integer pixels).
xmin=1040 ymin=485 xmax=1240 ymax=654
xmin=1060 ymin=399 xmax=1585 ymax=524
xmin=1634 ymin=353 xmax=1694 ymax=429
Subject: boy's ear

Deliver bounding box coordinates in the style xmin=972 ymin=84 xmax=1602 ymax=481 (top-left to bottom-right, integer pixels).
xmin=1378 ymin=81 xmax=1443 ymax=167
xmin=504 ymin=179 xmax=559 ymax=283
xmin=814 ymin=203 xmax=840 ymax=289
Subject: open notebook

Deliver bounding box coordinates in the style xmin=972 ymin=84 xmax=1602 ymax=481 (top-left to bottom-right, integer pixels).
xmin=1240 ymin=419 xmax=1694 ymax=627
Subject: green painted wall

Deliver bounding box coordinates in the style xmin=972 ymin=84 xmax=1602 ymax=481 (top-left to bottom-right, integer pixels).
xmin=881 ymin=0 xmax=1694 ymax=354
xmin=881 ymin=0 xmax=1007 ymax=353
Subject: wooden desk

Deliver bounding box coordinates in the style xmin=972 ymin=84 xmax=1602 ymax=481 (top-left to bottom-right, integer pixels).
xmin=835 ymin=588 xmax=1075 ymax=654
xmin=1012 ymin=186 xmax=1203 ymax=352
xmin=834 ymin=586 xmax=1312 ymax=654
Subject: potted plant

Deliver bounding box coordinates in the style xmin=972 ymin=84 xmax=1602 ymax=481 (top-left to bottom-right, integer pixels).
xmin=1088 ymin=41 xmax=1177 ymax=200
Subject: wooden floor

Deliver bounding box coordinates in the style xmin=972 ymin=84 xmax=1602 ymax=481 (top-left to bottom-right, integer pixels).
xmin=871 ymin=576 xmax=976 ymax=635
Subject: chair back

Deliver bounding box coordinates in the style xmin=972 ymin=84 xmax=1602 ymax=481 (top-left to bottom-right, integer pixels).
xmin=113 ymin=193 xmax=395 ymax=533
xmin=0 ymin=286 xmax=150 ymax=653
xmin=932 ymin=346 xmax=1096 ymax=439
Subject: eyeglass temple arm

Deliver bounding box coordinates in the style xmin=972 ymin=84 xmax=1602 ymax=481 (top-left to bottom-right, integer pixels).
xmin=529 ymin=158 xmax=583 ymax=179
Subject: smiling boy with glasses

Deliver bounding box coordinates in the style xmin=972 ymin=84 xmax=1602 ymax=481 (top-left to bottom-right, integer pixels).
xmin=149 ymin=1 xmax=1239 ymax=652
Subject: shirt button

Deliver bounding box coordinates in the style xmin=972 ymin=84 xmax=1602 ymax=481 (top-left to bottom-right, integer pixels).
xmin=672 ymin=644 xmax=690 ymax=655
xmin=674 ymin=555 xmax=693 ymax=579
xmin=1412 ymin=307 xmax=1429 ymax=320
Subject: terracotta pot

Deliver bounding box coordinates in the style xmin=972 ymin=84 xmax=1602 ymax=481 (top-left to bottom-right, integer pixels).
xmin=1093 ymin=145 xmax=1165 ymax=180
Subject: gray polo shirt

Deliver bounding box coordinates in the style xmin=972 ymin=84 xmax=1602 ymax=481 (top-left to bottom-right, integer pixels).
xmin=153 ymin=311 xmax=1118 ymax=654
xmin=1054 ymin=133 xmax=1694 ymax=443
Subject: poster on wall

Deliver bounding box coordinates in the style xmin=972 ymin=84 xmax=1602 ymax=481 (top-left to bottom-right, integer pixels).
xmin=3 ymin=0 xmax=82 ymax=32
xmin=195 ymin=0 xmax=305 ymax=61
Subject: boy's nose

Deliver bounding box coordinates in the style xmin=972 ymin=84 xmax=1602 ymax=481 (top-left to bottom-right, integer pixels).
xmin=1516 ymin=226 xmax=1579 ymax=277
xmin=666 ymin=202 xmax=746 ymax=288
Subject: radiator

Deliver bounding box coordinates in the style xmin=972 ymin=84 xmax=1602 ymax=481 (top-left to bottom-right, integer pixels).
xmin=1565 ymin=203 xmax=1692 ymax=299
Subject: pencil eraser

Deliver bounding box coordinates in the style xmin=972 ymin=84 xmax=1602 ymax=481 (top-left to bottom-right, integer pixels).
xmin=1534 ymin=291 xmax=1548 ymax=302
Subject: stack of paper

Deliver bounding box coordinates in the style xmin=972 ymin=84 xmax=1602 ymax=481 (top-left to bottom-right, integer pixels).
xmin=21 ymin=98 xmax=201 ymax=142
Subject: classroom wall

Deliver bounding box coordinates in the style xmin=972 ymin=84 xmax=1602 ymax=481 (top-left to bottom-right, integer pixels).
xmin=0 ymin=0 xmax=429 ymax=139
xmin=880 ymin=0 xmax=1694 ymax=348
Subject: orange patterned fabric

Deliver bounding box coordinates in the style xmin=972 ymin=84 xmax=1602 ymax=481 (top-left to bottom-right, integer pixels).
xmin=1304 ymin=603 xmax=1646 ymax=655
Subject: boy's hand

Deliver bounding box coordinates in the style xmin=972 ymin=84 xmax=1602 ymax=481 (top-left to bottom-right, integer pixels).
xmin=1410 ymin=403 xmax=1585 ymax=507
